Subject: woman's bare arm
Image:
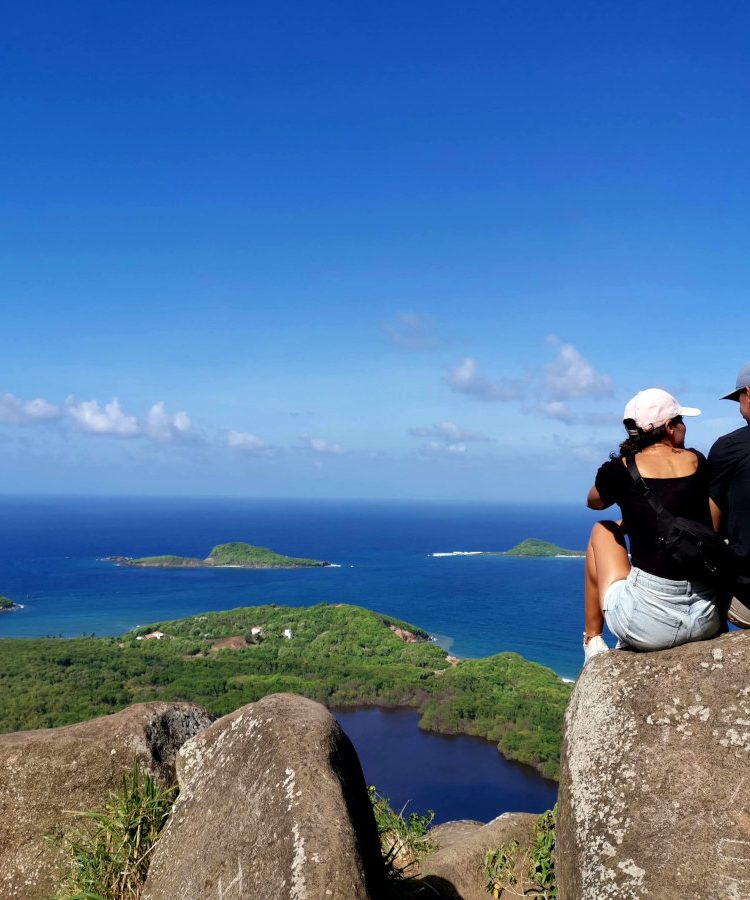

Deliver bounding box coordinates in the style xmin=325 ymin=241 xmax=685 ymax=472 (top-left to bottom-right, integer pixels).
xmin=586 ymin=485 xmax=610 ymax=510
xmin=709 ymin=498 xmax=722 ymax=532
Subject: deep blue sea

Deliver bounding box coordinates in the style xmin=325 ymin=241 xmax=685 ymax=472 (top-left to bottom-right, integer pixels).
xmin=0 ymin=496 xmax=600 ymax=820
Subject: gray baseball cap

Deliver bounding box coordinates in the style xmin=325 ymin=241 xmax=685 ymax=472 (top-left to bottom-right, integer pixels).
xmin=722 ymin=362 xmax=750 ymax=401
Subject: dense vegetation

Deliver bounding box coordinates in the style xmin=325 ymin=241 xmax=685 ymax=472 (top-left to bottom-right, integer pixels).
xmin=113 ymin=541 xmax=327 ymax=568
xmin=0 ymin=604 xmax=571 ymax=778
xmin=502 ymin=538 xmax=584 ymax=558
xmin=127 ymin=555 xmax=205 ymax=567
xmin=206 ymin=541 xmax=326 ymax=567
xmin=0 ymin=595 xmax=15 ymax=609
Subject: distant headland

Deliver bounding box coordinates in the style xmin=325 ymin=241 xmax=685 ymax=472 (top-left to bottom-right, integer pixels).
xmin=0 ymin=595 xmax=22 ymax=612
xmin=107 ymin=541 xmax=331 ymax=569
xmin=432 ymin=538 xmax=585 ymax=559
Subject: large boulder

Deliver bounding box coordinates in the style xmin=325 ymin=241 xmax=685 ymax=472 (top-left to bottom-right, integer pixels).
xmin=557 ymin=631 xmax=750 ymax=900
xmin=419 ymin=812 xmax=538 ymax=900
xmin=143 ymin=693 xmax=384 ymax=899
xmin=0 ymin=701 xmax=212 ymax=900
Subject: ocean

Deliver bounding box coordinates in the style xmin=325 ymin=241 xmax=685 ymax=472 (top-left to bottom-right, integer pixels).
xmin=0 ymin=495 xmax=597 ymax=820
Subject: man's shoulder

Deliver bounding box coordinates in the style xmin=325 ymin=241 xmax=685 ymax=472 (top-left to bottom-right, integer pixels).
xmin=709 ymin=425 xmax=750 ymax=461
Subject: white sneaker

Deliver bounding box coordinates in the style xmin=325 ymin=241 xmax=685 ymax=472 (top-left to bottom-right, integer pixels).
xmin=583 ymin=633 xmax=609 ymax=664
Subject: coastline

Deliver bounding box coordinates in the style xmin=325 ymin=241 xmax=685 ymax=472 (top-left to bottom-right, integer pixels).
xmin=430 ymin=630 xmax=575 ymax=685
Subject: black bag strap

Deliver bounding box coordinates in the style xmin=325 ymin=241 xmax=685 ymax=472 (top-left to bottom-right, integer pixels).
xmin=625 ymin=455 xmax=672 ymax=519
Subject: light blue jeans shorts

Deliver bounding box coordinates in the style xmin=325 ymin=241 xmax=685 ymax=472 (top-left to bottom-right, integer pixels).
xmin=604 ymin=567 xmax=721 ymax=651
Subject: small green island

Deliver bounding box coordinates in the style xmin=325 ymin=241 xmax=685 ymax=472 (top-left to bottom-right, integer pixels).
xmin=107 ymin=541 xmax=330 ymax=569
xmin=0 ymin=595 xmax=21 ymax=612
xmin=501 ymin=538 xmax=585 ymax=558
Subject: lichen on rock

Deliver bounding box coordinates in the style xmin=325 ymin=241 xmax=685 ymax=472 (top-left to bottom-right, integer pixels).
xmin=557 ymin=631 xmax=750 ymax=899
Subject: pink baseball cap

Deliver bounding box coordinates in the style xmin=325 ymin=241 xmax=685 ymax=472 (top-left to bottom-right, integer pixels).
xmin=623 ymin=388 xmax=700 ymax=430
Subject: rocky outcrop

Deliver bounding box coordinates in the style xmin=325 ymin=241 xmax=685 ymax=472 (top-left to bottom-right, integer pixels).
xmin=0 ymin=701 xmax=212 ymax=900
xmin=419 ymin=812 xmax=538 ymax=900
xmin=557 ymin=631 xmax=750 ymax=900
xmin=143 ymin=693 xmax=384 ymax=900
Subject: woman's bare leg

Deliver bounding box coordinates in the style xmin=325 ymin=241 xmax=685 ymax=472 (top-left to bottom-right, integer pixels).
xmin=584 ymin=521 xmax=631 ymax=641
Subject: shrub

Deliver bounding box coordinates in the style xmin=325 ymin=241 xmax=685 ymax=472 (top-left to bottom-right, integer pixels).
xmin=56 ymin=764 xmax=176 ymax=900
xmin=369 ymin=785 xmax=436 ymax=884
xmin=483 ymin=805 xmax=557 ymax=898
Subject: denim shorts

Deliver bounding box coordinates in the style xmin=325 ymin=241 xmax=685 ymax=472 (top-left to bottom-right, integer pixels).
xmin=604 ymin=567 xmax=721 ymax=651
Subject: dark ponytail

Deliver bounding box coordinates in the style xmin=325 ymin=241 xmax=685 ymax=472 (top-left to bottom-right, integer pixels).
xmin=611 ymin=418 xmax=669 ymax=459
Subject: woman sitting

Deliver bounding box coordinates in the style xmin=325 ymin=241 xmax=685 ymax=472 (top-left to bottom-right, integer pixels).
xmin=584 ymin=388 xmax=722 ymax=663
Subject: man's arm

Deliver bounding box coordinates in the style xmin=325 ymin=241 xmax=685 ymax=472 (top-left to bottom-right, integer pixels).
xmin=707 ymin=437 xmax=731 ymax=516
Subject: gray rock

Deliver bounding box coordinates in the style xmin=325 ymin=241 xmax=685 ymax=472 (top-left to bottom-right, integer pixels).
xmin=143 ymin=693 xmax=384 ymax=900
xmin=557 ymin=630 xmax=750 ymax=900
xmin=428 ymin=819 xmax=485 ymax=851
xmin=419 ymin=812 xmax=538 ymax=900
xmin=0 ymin=701 xmax=212 ymax=900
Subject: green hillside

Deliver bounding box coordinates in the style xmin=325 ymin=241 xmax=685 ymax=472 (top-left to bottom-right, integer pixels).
xmin=0 ymin=603 xmax=571 ymax=779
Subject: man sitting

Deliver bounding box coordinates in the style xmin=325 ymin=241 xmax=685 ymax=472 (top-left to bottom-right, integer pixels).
xmin=708 ymin=362 xmax=750 ymax=627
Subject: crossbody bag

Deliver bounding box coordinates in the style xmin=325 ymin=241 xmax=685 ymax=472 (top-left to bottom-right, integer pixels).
xmin=625 ymin=454 xmax=738 ymax=582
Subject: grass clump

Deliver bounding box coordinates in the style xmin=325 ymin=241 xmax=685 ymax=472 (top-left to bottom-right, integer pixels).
xmin=369 ymin=785 xmax=436 ymax=887
xmin=56 ymin=764 xmax=176 ymax=900
xmin=484 ymin=805 xmax=557 ymax=898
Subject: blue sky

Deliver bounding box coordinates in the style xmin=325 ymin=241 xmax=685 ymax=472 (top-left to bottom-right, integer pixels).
xmin=2 ymin=1 xmax=749 ymax=500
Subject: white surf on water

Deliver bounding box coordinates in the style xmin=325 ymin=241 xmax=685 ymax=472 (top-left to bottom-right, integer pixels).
xmin=431 ymin=551 xmax=484 ymax=557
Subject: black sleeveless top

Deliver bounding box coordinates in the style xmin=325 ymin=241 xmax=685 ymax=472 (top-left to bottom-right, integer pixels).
xmin=594 ymin=450 xmax=712 ymax=579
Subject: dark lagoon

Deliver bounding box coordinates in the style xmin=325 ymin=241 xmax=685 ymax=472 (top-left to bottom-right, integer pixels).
xmin=334 ymin=707 xmax=558 ymax=824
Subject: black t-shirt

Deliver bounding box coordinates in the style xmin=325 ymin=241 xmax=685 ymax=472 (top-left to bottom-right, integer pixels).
xmin=594 ymin=450 xmax=712 ymax=579
xmin=708 ymin=424 xmax=750 ymax=559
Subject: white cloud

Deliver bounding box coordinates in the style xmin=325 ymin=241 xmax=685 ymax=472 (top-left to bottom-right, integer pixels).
xmin=65 ymin=397 xmax=141 ymax=437
xmin=1 ymin=389 xmax=202 ymax=447
xmin=410 ymin=421 xmax=493 ymax=443
xmin=544 ymin=338 xmax=613 ymax=399
xmin=580 ymin=411 xmax=622 ymax=427
xmin=410 ymin=421 xmax=494 ymax=459
xmin=448 ymin=358 xmax=525 ymax=402
xmin=383 ymin=312 xmax=438 ymax=350
xmin=227 ymin=430 xmax=274 ymax=456
xmin=301 ymin=434 xmax=347 ymax=455
xmin=144 ymin=402 xmax=192 ymax=442
xmin=553 ymin=433 xmax=613 ymax=464
xmin=536 ymin=401 xmax=575 ymax=423
xmin=418 ymin=440 xmax=468 ymax=458
xmin=0 ymin=393 xmax=61 ymax=425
